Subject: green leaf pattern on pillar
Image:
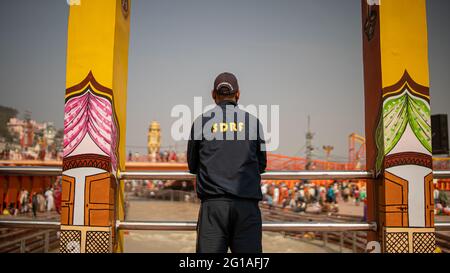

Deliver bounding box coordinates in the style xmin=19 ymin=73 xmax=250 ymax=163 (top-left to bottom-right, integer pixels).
xmin=375 ymin=88 xmax=431 ymax=173
xmin=375 ymin=116 xmax=384 ymax=174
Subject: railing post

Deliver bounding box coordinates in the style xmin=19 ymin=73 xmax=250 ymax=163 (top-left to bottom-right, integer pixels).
xmin=340 ymin=232 xmax=344 ymax=253
xmin=60 ymin=0 xmax=131 ymax=253
xmin=352 ymin=232 xmax=357 ymax=253
xmin=362 ymin=0 xmax=436 ymax=253
xmin=20 ymin=240 xmax=26 ymax=253
xmin=44 ymin=231 xmax=50 ymax=253
xmin=323 ymin=232 xmax=328 ymax=248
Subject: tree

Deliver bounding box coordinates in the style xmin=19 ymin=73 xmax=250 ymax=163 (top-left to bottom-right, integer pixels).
xmin=0 ymin=105 xmax=18 ymax=142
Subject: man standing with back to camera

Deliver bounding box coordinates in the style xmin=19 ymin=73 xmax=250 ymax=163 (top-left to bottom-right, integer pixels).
xmin=187 ymin=72 xmax=267 ymax=253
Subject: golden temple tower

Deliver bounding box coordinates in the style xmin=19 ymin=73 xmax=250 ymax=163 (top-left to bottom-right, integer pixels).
xmin=147 ymin=121 xmax=161 ymax=162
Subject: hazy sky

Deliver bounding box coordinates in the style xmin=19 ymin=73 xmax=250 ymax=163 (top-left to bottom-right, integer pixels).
xmin=0 ymin=0 xmax=449 ymax=160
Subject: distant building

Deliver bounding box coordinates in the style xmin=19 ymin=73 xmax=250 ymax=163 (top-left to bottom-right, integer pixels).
xmin=42 ymin=122 xmax=57 ymax=147
xmin=7 ymin=117 xmax=34 ymax=148
xmin=5 ymin=117 xmax=59 ymax=160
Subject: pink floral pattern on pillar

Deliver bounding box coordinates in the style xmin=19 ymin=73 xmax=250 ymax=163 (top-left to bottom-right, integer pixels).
xmin=63 ymin=89 xmax=118 ymax=171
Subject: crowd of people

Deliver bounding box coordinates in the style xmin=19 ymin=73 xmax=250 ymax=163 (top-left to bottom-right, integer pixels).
xmin=1 ymin=181 xmax=61 ymax=217
xmin=261 ymin=180 xmax=367 ymax=215
xmin=261 ymin=180 xmax=450 ymax=217
xmin=2 ymin=177 xmax=448 ymax=218
xmin=127 ymin=150 xmax=187 ymax=163
xmin=0 ymin=147 xmax=62 ymax=161
xmin=128 ymin=179 xmax=166 ymax=197
xmin=434 ymin=187 xmax=450 ymax=216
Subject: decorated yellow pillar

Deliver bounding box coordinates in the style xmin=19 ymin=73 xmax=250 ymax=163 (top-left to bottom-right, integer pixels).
xmin=60 ymin=0 xmax=130 ymax=253
xmin=362 ymin=0 xmax=435 ymax=252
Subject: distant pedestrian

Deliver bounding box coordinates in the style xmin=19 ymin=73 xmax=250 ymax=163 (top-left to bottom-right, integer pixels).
xmin=37 ymin=193 xmax=46 ymax=212
xmin=434 ymin=188 xmax=440 ymax=205
xmin=32 ymin=192 xmax=38 ymax=218
xmin=326 ymin=186 xmax=335 ymax=204
xmin=273 ymin=186 xmax=280 ymax=206
xmin=439 ymin=190 xmax=448 ymax=208
xmin=343 ymin=187 xmax=350 ymax=202
xmin=45 ymin=188 xmax=54 ymax=212
xmin=54 ymin=185 xmax=62 ymax=214
xmin=354 ymin=187 xmax=361 ymax=206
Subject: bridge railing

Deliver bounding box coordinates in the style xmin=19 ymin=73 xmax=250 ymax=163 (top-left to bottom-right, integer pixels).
xmin=2 ymin=219 xmax=449 ymax=231
xmin=1 ymin=167 xmax=450 ymax=179
xmin=0 ymin=228 xmax=57 ymax=253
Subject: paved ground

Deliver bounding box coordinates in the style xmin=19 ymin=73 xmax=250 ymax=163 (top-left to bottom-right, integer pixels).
xmin=123 ymin=200 xmax=350 ymax=253
xmin=333 ymin=198 xmax=364 ymax=216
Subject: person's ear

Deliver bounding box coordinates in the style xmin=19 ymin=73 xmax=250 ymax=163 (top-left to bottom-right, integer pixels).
xmin=235 ymin=90 xmax=240 ymax=103
xmin=212 ymin=90 xmax=216 ymax=102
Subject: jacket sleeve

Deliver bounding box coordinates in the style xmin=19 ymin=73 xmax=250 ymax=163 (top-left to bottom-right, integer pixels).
xmin=187 ymin=119 xmax=201 ymax=174
xmin=257 ymin=120 xmax=267 ymax=174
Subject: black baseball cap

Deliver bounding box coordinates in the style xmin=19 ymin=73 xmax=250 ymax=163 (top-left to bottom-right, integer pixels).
xmin=214 ymin=72 xmax=239 ymax=95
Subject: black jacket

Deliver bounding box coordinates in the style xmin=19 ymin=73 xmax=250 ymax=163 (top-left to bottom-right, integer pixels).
xmin=187 ymin=100 xmax=267 ymax=201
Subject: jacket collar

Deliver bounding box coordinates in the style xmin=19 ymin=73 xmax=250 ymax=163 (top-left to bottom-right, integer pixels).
xmin=217 ymin=100 xmax=237 ymax=107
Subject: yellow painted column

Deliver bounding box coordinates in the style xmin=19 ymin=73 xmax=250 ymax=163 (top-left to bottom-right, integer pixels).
xmin=362 ymin=0 xmax=435 ymax=253
xmin=60 ymin=0 xmax=130 ymax=253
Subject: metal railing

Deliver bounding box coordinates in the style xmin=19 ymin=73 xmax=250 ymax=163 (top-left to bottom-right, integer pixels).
xmin=436 ymin=222 xmax=450 ymax=231
xmin=0 ymin=229 xmax=56 ymax=253
xmin=1 ymin=219 xmax=450 ymax=253
xmin=0 ymin=219 xmax=60 ymax=229
xmin=1 ymin=167 xmax=450 ymax=179
xmin=0 ymin=219 xmax=377 ymax=232
xmin=0 ymin=220 xmax=376 ymax=253
xmin=116 ymin=221 xmax=378 ymax=232
xmin=434 ymin=170 xmax=450 ymax=179
xmin=120 ymin=170 xmax=376 ymax=180
xmin=0 ymin=166 xmax=62 ymax=177
xmin=1 ymin=219 xmax=450 ymax=231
